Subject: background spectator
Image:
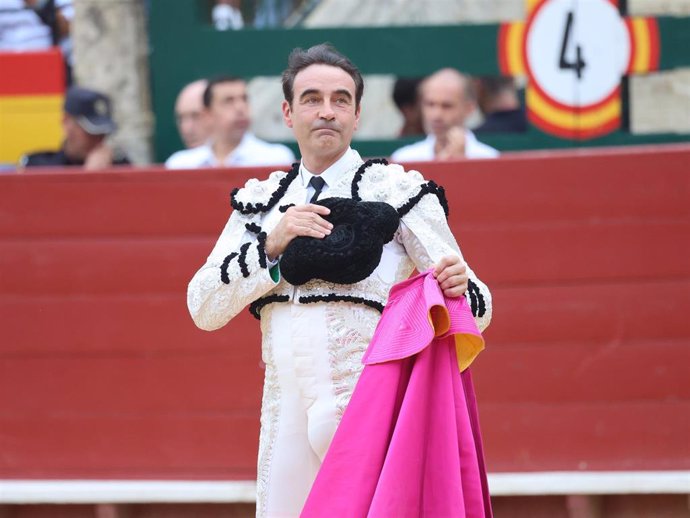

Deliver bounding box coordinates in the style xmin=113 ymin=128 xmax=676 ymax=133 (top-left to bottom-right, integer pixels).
xmin=174 ymin=79 xmax=211 ymax=149
xmin=391 ymin=68 xmax=498 ymax=162
xmin=25 ymin=0 xmax=74 ymax=83
xmin=166 ymin=75 xmax=295 ymax=168
xmin=254 ymin=0 xmax=298 ymax=28
xmin=392 ymin=76 xmax=424 ymax=138
xmin=54 ymin=0 xmax=74 ymax=83
xmin=474 ymin=75 xmax=527 ymax=134
xmin=20 ymin=86 xmax=130 ymax=169
xmin=213 ymin=0 xmax=243 ymax=30
xmin=0 ymin=0 xmax=52 ymax=50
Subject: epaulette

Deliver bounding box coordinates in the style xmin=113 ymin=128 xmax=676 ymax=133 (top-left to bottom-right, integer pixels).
xmin=230 ymin=163 xmax=299 ymax=215
xmin=352 ymin=159 xmax=449 ymax=217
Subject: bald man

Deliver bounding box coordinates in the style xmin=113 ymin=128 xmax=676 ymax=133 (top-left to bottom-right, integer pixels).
xmin=391 ymin=68 xmax=498 ymax=162
xmin=166 ymin=76 xmax=295 ymax=168
xmin=174 ymin=79 xmax=211 ymax=149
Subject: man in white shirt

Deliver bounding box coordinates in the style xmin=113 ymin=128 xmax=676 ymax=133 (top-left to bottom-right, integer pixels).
xmin=391 ymin=68 xmax=499 ymax=162
xmin=0 ymin=0 xmax=51 ymax=50
xmin=166 ymin=76 xmax=295 ymax=169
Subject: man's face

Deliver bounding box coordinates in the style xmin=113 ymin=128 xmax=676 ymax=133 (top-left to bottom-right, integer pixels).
xmin=421 ymin=76 xmax=473 ymax=140
xmin=175 ymin=83 xmax=210 ymax=148
xmin=62 ymin=114 xmax=103 ymax=160
xmin=207 ymin=80 xmax=250 ymax=144
xmin=282 ymin=64 xmax=360 ymax=166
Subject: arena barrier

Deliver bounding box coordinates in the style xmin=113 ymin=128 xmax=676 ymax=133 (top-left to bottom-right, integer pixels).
xmin=1 ymin=144 xmax=688 ymax=509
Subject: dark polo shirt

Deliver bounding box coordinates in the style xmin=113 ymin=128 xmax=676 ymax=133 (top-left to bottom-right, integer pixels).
xmin=21 ymin=149 xmax=131 ymax=167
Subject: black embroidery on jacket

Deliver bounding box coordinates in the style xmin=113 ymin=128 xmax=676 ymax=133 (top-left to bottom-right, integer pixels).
xmin=249 ymin=294 xmax=290 ymax=319
xmin=396 ymin=180 xmax=450 ymax=218
xmin=245 ymin=222 xmax=262 ymax=234
xmin=350 ymin=158 xmax=389 ymax=201
xmin=467 ymin=282 xmax=478 ymax=316
xmin=237 ymin=242 xmax=251 ymax=278
xmin=230 ymin=163 xmax=299 ymax=215
xmin=279 ymin=204 xmax=295 ymax=213
xmin=256 ymin=232 xmax=268 ymax=269
xmin=220 ymin=252 xmax=239 ymax=284
xmin=467 ymin=279 xmax=486 ymax=318
xmin=298 ymin=294 xmax=384 ymax=313
xmin=243 ymin=223 xmax=269 ymax=269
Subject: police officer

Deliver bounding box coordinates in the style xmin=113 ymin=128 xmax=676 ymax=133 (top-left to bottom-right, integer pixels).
xmin=21 ymin=86 xmax=130 ymax=169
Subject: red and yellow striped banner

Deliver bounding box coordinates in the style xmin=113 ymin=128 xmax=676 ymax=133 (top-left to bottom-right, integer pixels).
xmin=0 ymin=48 xmax=65 ymax=164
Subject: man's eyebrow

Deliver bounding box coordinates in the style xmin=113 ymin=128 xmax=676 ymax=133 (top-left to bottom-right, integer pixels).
xmin=333 ymin=89 xmax=353 ymax=99
xmin=219 ymin=94 xmax=245 ymax=101
xmin=298 ymin=88 xmax=354 ymax=100
xmin=299 ymin=89 xmax=321 ymax=100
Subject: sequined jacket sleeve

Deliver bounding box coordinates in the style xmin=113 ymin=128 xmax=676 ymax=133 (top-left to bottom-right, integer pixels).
xmin=358 ymin=163 xmax=492 ymax=332
xmin=187 ymin=204 xmax=277 ymax=332
xmin=188 ymin=167 xmax=303 ymax=330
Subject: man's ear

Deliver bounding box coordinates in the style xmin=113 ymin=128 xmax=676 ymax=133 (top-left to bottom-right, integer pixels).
xmin=282 ymin=100 xmax=293 ymax=128
xmin=354 ymin=103 xmax=361 ymax=131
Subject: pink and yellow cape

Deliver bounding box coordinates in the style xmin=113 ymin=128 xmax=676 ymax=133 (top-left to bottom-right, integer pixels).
xmin=302 ymin=269 xmax=492 ymax=518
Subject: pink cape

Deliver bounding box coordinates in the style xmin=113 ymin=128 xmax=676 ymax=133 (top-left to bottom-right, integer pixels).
xmin=301 ymin=270 xmax=492 ymax=518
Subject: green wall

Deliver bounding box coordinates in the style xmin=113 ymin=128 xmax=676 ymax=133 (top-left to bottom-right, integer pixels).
xmin=148 ymin=0 xmax=690 ymax=162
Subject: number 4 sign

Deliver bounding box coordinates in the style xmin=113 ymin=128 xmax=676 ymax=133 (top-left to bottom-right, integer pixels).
xmin=499 ymin=0 xmax=659 ymax=139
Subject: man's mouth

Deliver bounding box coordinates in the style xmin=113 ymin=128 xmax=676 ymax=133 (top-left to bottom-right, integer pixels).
xmin=312 ymin=124 xmax=340 ymax=134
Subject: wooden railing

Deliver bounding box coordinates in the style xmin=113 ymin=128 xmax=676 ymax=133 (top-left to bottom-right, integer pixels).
xmin=1 ymin=145 xmax=688 ymax=486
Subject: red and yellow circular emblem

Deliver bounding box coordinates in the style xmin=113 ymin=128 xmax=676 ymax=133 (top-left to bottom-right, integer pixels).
xmin=499 ymin=0 xmax=659 ymax=140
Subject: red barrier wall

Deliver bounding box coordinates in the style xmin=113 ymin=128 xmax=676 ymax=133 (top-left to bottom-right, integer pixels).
xmin=1 ymin=145 xmax=689 ymax=480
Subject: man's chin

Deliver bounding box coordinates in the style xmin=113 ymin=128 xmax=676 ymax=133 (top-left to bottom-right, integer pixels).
xmin=309 ymin=136 xmax=348 ymax=157
xmin=313 ymin=133 xmax=340 ymax=146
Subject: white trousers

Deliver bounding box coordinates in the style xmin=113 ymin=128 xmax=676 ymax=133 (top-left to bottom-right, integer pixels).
xmin=256 ymin=302 xmax=376 ymax=518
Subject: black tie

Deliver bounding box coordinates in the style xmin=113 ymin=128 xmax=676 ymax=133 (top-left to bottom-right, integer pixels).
xmin=309 ymin=176 xmax=326 ymax=203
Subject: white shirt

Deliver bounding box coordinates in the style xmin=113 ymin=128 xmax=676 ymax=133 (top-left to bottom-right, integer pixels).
xmin=165 ymin=133 xmax=295 ymax=169
xmin=299 ymin=148 xmax=361 ymax=202
xmin=0 ymin=0 xmax=52 ymax=51
xmin=390 ymin=130 xmax=499 ymax=162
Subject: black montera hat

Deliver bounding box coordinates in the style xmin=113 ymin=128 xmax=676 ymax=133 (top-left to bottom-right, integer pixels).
xmin=280 ymin=197 xmax=400 ymax=286
xmin=64 ymin=86 xmax=117 ymax=135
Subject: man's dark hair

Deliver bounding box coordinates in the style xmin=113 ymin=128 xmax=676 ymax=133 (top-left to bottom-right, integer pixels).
xmin=281 ymin=43 xmax=364 ymax=108
xmin=202 ymin=75 xmax=244 ymax=108
xmin=392 ymin=77 xmax=424 ymax=110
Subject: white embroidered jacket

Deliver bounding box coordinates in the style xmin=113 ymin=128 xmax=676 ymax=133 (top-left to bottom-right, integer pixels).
xmin=187 ymin=157 xmax=492 ymax=332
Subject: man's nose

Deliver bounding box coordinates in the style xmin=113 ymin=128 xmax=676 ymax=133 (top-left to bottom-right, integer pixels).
xmin=426 ymin=106 xmax=441 ymax=119
xmin=236 ymin=99 xmax=249 ymax=114
xmin=319 ymin=100 xmax=335 ymax=120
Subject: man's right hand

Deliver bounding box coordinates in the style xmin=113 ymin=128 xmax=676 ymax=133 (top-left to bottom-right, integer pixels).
xmin=84 ymin=143 xmax=115 ymax=170
xmin=264 ymin=204 xmax=333 ymax=260
xmin=436 ymin=126 xmax=467 ymax=160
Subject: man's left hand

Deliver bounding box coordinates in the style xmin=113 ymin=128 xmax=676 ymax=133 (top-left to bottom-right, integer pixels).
xmin=433 ymin=255 xmax=468 ymax=298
